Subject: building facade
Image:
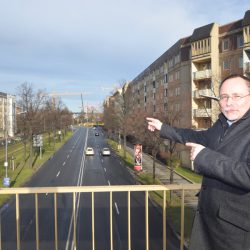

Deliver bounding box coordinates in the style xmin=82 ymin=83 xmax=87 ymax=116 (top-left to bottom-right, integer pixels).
xmin=105 ymin=10 xmax=250 ymax=168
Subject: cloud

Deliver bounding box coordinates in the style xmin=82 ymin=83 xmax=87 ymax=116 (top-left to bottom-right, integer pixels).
xmin=0 ymin=0 xmax=249 ymax=111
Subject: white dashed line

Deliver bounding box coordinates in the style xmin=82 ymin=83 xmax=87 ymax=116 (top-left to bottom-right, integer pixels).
xmin=104 ymin=168 xmax=106 ymax=172
xmin=63 ymin=162 xmax=66 ymax=166
xmin=67 ymin=155 xmax=69 ymax=159
xmin=56 ymin=171 xmax=60 ymax=177
xmin=114 ymin=202 xmax=120 ymax=215
xmin=108 ymin=180 xmax=110 ymax=186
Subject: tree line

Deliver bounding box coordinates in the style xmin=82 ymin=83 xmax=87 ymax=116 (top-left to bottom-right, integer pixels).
xmin=16 ymin=82 xmax=73 ymax=168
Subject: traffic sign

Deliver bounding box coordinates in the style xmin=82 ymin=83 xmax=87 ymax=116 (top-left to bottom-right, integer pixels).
xmin=3 ymin=177 xmax=10 ymax=187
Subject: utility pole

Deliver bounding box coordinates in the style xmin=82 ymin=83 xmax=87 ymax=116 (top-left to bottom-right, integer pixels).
xmin=3 ymin=102 xmax=10 ymax=187
xmin=81 ymin=93 xmax=84 ymax=124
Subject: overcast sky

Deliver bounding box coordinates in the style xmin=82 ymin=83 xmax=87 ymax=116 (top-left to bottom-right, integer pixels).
xmin=0 ymin=0 xmax=249 ymax=112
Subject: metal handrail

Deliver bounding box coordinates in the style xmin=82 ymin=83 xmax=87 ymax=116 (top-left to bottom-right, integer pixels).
xmin=0 ymin=184 xmax=201 ymax=194
xmin=0 ymin=184 xmax=201 ymax=250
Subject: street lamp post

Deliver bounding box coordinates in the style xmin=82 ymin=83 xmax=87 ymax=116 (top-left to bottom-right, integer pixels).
xmin=3 ymin=110 xmax=10 ymax=187
xmin=4 ymin=132 xmax=8 ymax=178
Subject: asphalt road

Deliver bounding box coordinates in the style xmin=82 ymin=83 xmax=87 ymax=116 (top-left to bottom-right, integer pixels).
xmin=0 ymin=127 xmax=180 ymax=250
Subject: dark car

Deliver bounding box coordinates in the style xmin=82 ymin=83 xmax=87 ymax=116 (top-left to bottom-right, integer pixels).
xmin=95 ymin=132 xmax=99 ymax=136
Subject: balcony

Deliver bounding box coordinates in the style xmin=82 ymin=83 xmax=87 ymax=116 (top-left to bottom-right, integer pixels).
xmin=193 ymin=89 xmax=213 ymax=99
xmin=193 ymin=108 xmax=211 ymax=118
xmin=193 ymin=69 xmax=212 ymax=80
xmin=0 ymin=184 xmax=200 ymax=250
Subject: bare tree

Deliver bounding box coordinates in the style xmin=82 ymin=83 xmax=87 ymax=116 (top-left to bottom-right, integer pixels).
xmin=113 ymin=81 xmax=130 ymax=158
xmin=161 ymin=109 xmax=182 ymax=184
xmin=17 ymin=82 xmax=46 ymax=167
xmin=140 ymin=124 xmax=163 ymax=182
xmin=103 ymin=80 xmax=130 ymax=159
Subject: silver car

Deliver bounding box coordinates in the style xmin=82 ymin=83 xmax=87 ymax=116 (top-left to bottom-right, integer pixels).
xmin=85 ymin=147 xmax=94 ymax=155
xmin=102 ymin=148 xmax=111 ymax=156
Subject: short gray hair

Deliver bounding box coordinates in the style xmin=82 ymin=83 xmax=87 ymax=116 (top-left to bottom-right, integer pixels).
xmin=219 ymin=74 xmax=250 ymax=93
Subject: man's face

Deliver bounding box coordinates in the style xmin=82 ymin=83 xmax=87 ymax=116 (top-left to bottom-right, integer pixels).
xmin=219 ymin=77 xmax=250 ymax=122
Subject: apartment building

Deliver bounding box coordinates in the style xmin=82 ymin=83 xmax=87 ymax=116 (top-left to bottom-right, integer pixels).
xmin=0 ymin=92 xmax=16 ymax=138
xmin=124 ymin=9 xmax=250 ymax=168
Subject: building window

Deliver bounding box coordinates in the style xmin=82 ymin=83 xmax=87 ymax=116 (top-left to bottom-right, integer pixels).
xmin=164 ymin=103 xmax=167 ymax=111
xmin=237 ymin=35 xmax=243 ymax=48
xmin=173 ymin=103 xmax=180 ymax=112
xmin=164 ymin=74 xmax=168 ymax=83
xmin=175 ymin=87 xmax=180 ymax=96
xmin=204 ymin=99 xmax=211 ymax=109
xmin=168 ymin=58 xmax=173 ymax=68
xmin=239 ymin=56 xmax=243 ymax=68
xmin=152 ymin=81 xmax=156 ymax=88
xmin=144 ymin=96 xmax=147 ymax=103
xmin=169 ymin=73 xmax=173 ymax=82
xmin=223 ymin=59 xmax=229 ymax=70
xmin=174 ymin=54 xmax=180 ymax=64
xmin=175 ymin=70 xmax=180 ymax=80
xmin=153 ymin=105 xmax=156 ymax=112
xmin=164 ymin=89 xmax=168 ymax=97
xmin=144 ymin=85 xmax=147 ymax=92
xmin=222 ymin=38 xmax=229 ymax=51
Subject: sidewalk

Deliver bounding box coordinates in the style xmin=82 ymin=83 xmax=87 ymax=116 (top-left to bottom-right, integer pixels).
xmin=126 ymin=146 xmax=199 ymax=209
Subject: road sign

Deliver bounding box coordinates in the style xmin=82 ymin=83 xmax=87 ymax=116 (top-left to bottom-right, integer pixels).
xmin=33 ymin=134 xmax=43 ymax=147
xmin=3 ymin=177 xmax=10 ymax=187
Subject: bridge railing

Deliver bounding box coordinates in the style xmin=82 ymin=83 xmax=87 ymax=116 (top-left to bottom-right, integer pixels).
xmin=0 ymin=184 xmax=201 ymax=250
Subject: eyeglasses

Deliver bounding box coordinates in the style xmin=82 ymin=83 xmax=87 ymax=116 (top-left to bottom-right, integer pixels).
xmin=219 ymin=93 xmax=250 ymax=102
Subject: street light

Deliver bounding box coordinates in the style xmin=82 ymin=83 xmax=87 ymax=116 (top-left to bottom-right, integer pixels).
xmin=3 ymin=111 xmax=10 ymax=187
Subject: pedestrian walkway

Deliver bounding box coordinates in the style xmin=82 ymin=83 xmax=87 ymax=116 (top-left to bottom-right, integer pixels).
xmin=126 ymin=146 xmax=199 ymax=209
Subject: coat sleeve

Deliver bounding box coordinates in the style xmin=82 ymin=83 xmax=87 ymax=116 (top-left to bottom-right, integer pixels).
xmin=160 ymin=124 xmax=210 ymax=146
xmin=194 ymin=148 xmax=250 ymax=191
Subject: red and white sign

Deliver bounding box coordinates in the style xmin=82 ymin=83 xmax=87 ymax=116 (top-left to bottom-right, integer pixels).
xmin=134 ymin=144 xmax=142 ymax=171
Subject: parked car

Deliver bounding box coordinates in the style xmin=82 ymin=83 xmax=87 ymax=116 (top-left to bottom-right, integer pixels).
xmin=102 ymin=148 xmax=111 ymax=156
xmin=85 ymin=147 xmax=94 ymax=156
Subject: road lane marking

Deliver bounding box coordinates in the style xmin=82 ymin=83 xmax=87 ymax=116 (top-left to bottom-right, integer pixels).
xmin=63 ymin=162 xmax=66 ymax=166
xmin=66 ymin=127 xmax=89 ymax=250
xmin=114 ymin=202 xmax=120 ymax=215
xmin=56 ymin=171 xmax=60 ymax=177
xmin=104 ymin=168 xmax=106 ymax=172
xmin=67 ymin=155 xmax=69 ymax=159
xmin=108 ymin=180 xmax=110 ymax=186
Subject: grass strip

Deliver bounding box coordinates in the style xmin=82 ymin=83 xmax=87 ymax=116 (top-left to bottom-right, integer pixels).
xmin=0 ymin=131 xmax=73 ymax=205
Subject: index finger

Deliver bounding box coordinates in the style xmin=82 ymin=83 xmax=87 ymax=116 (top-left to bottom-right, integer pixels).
xmin=185 ymin=142 xmax=197 ymax=147
xmin=146 ymin=117 xmax=155 ymax=122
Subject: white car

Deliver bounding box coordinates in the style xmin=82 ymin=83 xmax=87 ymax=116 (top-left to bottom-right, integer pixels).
xmin=102 ymin=148 xmax=111 ymax=156
xmin=85 ymin=147 xmax=94 ymax=155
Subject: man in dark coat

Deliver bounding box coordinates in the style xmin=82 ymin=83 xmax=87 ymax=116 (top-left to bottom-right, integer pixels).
xmin=146 ymin=74 xmax=250 ymax=250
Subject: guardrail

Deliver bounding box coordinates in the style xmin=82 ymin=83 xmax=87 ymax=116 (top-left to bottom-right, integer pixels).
xmin=0 ymin=184 xmax=201 ymax=250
